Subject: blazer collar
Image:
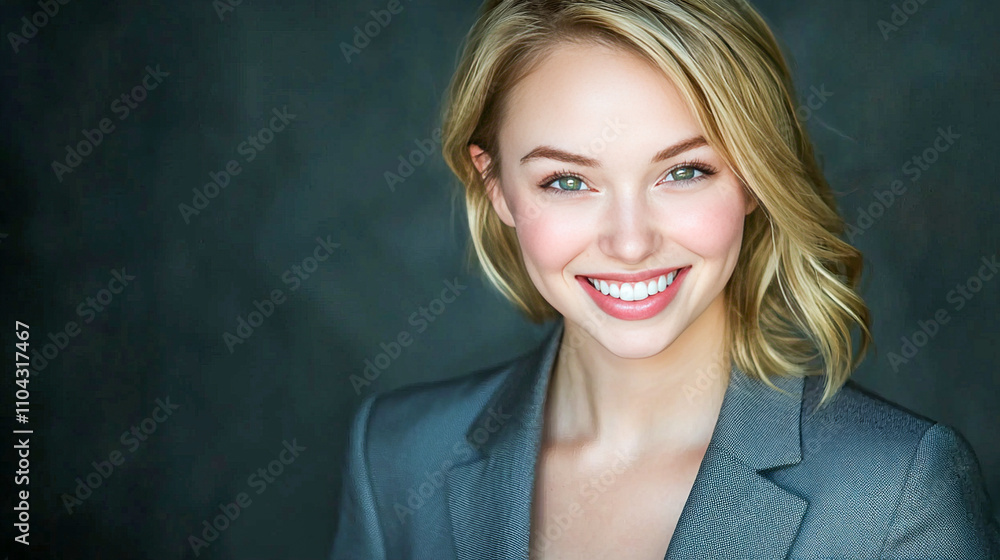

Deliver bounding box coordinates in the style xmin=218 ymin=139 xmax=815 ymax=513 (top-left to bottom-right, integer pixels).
xmin=445 ymin=318 xmax=808 ymax=559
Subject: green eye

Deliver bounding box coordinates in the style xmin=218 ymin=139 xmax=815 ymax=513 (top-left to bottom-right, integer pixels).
xmin=666 ymin=166 xmax=703 ymax=182
xmin=554 ymin=176 xmax=585 ymax=191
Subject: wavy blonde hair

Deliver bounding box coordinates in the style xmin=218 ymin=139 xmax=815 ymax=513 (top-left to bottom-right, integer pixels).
xmin=439 ymin=0 xmax=872 ymax=406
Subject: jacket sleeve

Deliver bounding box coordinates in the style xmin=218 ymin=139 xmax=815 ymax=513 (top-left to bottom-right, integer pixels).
xmin=879 ymin=422 xmax=1000 ymax=559
xmin=329 ymin=394 xmax=387 ymax=560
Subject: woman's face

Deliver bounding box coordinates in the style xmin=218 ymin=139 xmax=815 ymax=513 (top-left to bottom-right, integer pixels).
xmin=472 ymin=42 xmax=756 ymax=359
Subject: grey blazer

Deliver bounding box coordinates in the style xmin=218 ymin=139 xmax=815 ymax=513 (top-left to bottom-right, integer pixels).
xmin=330 ymin=320 xmax=1000 ymax=559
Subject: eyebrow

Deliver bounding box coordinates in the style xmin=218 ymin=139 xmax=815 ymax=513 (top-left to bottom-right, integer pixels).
xmin=519 ymin=135 xmax=709 ymax=167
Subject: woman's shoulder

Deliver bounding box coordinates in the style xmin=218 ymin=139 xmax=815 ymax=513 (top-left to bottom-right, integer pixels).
xmin=789 ymin=375 xmax=999 ymax=556
xmin=797 ymin=374 xmax=981 ymax=476
xmin=800 ymin=375 xmax=936 ymax=447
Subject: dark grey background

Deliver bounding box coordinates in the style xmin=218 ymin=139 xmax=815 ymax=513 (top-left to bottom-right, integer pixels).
xmin=1 ymin=0 xmax=996 ymax=558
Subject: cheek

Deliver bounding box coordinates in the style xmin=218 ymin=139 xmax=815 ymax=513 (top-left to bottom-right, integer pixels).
xmin=509 ymin=198 xmax=591 ymax=277
xmin=662 ymin=187 xmax=748 ymax=260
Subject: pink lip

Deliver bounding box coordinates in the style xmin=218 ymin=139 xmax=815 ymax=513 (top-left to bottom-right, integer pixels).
xmin=576 ymin=266 xmax=690 ymax=321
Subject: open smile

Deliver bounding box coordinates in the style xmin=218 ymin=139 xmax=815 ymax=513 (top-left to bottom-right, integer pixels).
xmin=584 ymin=269 xmax=680 ymax=301
xmin=576 ymin=266 xmax=690 ymax=321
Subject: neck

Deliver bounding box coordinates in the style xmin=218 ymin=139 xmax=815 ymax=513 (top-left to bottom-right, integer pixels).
xmin=544 ymin=295 xmax=731 ymax=456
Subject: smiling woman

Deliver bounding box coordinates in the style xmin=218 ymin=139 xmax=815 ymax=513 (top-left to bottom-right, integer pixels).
xmin=330 ymin=1 xmax=1000 ymax=559
xmin=470 ymin=43 xmax=755 ymax=363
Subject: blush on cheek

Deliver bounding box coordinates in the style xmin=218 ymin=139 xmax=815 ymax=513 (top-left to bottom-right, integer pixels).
xmin=666 ymin=194 xmax=747 ymax=258
xmin=513 ymin=204 xmax=590 ymax=280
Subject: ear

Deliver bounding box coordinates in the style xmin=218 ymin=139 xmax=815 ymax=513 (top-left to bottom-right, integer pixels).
xmin=742 ymin=184 xmax=759 ymax=216
xmin=469 ymin=144 xmax=516 ymax=227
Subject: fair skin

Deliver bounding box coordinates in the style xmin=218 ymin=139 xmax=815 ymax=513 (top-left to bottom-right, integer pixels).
xmin=470 ymin=41 xmax=757 ymax=559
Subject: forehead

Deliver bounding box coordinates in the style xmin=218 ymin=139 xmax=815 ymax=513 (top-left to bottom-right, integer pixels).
xmin=499 ymin=42 xmax=704 ymax=158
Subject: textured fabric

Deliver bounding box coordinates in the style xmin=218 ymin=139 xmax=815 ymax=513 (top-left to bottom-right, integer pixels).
xmin=330 ymin=319 xmax=1000 ymax=559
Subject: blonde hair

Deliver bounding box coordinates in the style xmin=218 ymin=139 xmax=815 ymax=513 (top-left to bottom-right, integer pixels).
xmin=439 ymin=0 xmax=872 ymax=406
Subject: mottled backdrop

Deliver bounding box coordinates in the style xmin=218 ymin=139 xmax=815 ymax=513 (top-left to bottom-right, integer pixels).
xmin=1 ymin=0 xmax=997 ymax=558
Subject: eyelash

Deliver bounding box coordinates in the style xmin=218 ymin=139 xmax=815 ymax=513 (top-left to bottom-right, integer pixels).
xmin=537 ymin=169 xmax=586 ymax=194
xmin=537 ymin=159 xmax=719 ymax=193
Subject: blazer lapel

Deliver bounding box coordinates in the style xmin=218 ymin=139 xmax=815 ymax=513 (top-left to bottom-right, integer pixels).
xmin=664 ymin=367 xmax=808 ymax=559
xmin=445 ymin=320 xmax=564 ymax=560
xmin=445 ymin=318 xmax=809 ymax=560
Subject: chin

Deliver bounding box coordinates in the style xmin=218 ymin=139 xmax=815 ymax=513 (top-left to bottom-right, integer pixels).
xmin=564 ymin=312 xmax=687 ymax=360
xmin=600 ymin=334 xmax=678 ymax=360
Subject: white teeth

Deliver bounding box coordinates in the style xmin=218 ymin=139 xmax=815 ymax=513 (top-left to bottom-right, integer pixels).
xmin=586 ymin=269 xmax=684 ymax=301
xmin=633 ymin=281 xmax=648 ymax=300
xmin=632 ymin=282 xmax=655 ymax=301
xmin=619 ymin=282 xmax=634 ymax=301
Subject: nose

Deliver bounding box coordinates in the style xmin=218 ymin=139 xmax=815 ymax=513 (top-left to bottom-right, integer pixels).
xmin=597 ymin=190 xmax=662 ymax=265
